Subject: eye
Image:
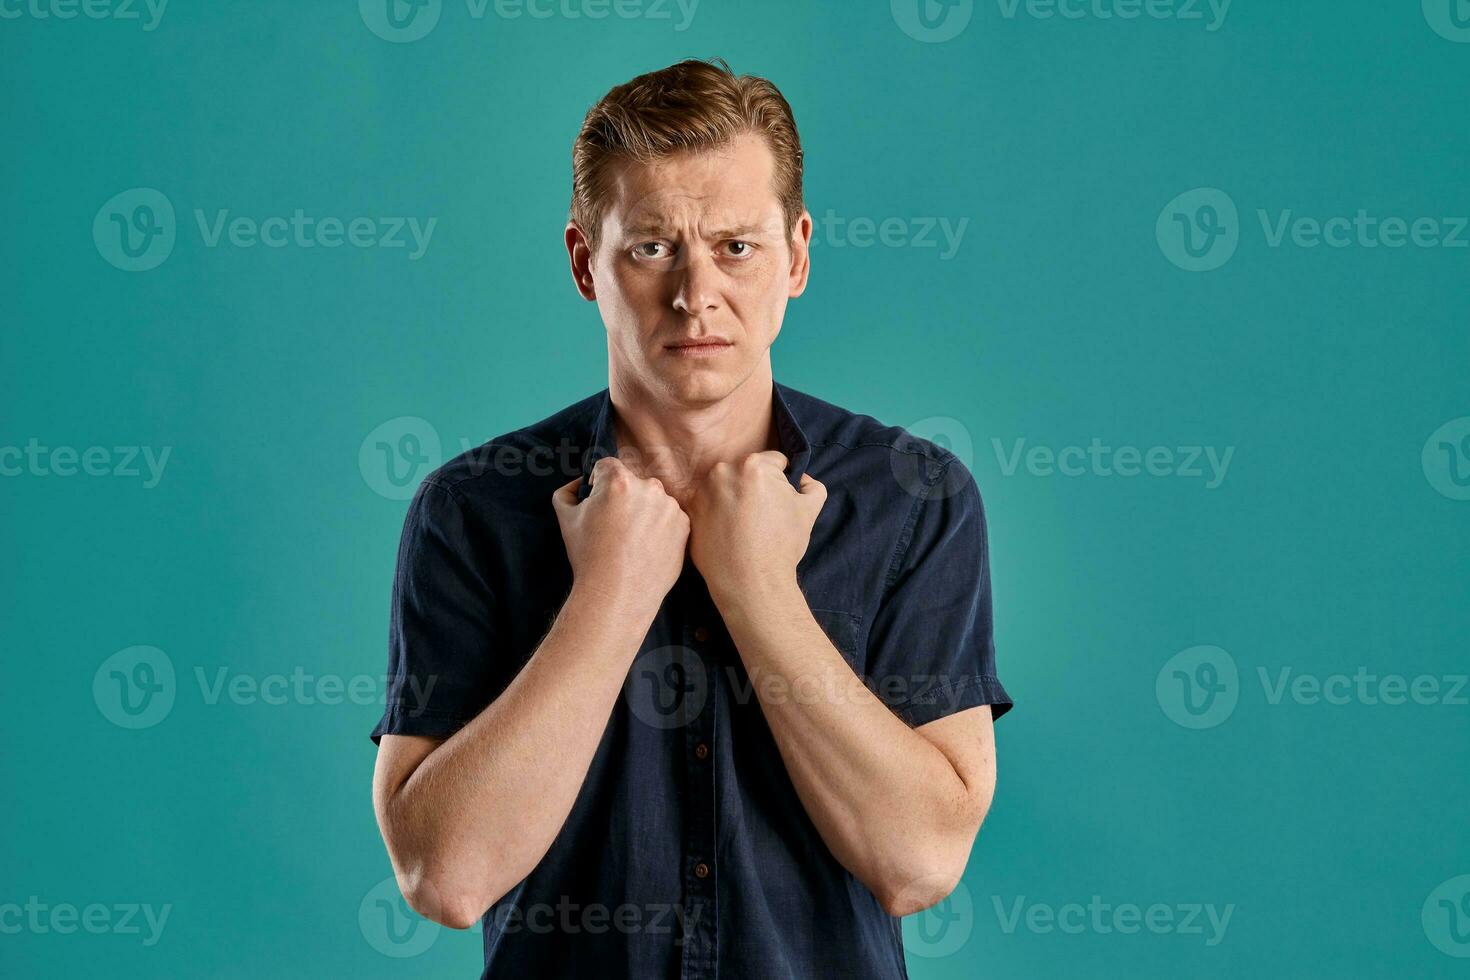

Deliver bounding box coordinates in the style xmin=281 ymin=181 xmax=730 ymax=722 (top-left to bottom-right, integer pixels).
xmin=724 ymin=240 xmax=756 ymax=258
xmin=632 ymin=241 xmax=672 ymax=260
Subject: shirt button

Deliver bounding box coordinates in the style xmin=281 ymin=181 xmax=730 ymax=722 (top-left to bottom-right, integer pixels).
xmin=693 ymin=626 xmax=710 ymax=642
xmin=694 ymin=862 xmax=710 ymax=879
xmin=694 ymin=742 xmax=709 ymax=760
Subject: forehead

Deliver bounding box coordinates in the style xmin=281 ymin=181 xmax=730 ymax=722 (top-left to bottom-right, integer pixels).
xmin=602 ymin=132 xmax=783 ymax=236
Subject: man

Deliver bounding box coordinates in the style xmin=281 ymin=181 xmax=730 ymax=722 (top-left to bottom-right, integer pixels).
xmin=370 ymin=58 xmax=1011 ymax=979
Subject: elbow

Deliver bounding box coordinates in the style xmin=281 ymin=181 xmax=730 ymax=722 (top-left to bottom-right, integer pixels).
xmin=378 ymin=824 xmax=512 ymax=930
xmin=875 ymin=801 xmax=990 ymax=917
xmin=399 ymin=868 xmax=501 ymax=931
xmin=876 ymin=865 xmax=965 ymax=918
xmin=379 ymin=821 xmax=520 ymax=929
xmin=417 ymin=893 xmax=484 ymax=932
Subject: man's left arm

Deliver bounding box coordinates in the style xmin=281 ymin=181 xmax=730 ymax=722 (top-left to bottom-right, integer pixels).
xmin=717 ymin=582 xmax=995 ymax=917
xmin=688 ymin=451 xmax=1008 ymax=917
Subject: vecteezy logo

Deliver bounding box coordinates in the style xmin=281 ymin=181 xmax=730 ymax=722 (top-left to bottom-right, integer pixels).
xmin=890 ymin=416 xmax=976 ymax=501
xmin=902 ymin=878 xmax=973 ymax=958
xmin=624 ymin=646 xmax=708 ymax=730
xmin=93 ymin=188 xmax=176 ymax=272
xmin=93 ymin=646 xmax=176 ymax=729
xmin=1422 ymin=417 xmax=1470 ymax=501
xmin=891 ymin=0 xmax=974 ymax=42
xmin=1156 ymin=188 xmax=1240 ymax=272
xmin=1423 ymin=875 xmax=1470 ymax=957
xmin=359 ymin=417 xmax=442 ymax=500
xmin=360 ymin=875 xmax=441 ymax=957
xmin=1156 ymin=645 xmax=1238 ymax=729
xmin=1423 ymin=0 xmax=1470 ymax=42
xmin=359 ymin=0 xmax=441 ymax=42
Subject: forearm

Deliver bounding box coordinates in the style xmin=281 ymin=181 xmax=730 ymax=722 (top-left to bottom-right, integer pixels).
xmin=715 ymin=578 xmax=980 ymax=912
xmin=380 ymin=584 xmax=654 ymax=919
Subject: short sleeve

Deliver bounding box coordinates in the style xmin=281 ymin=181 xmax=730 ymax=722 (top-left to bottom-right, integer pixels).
xmin=370 ymin=478 xmax=499 ymax=744
xmin=864 ymin=456 xmax=1011 ymax=727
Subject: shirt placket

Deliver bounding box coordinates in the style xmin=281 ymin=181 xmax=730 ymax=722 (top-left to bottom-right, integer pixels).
xmin=678 ymin=580 xmax=720 ymax=979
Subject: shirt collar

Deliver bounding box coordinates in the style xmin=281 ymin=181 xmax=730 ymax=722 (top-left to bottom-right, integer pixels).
xmin=577 ymin=382 xmax=811 ymax=501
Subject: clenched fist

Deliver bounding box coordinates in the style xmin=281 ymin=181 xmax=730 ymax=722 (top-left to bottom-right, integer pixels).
xmin=552 ymin=456 xmax=690 ymax=616
xmin=686 ymin=451 xmax=827 ymax=603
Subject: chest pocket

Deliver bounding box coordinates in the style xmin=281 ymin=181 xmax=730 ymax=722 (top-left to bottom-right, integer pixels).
xmin=809 ymin=607 xmax=865 ymax=674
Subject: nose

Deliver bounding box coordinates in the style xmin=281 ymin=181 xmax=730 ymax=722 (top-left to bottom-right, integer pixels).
xmin=671 ymin=249 xmax=721 ymax=317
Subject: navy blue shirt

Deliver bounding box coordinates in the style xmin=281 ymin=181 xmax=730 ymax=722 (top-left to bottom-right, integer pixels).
xmin=372 ymin=381 xmax=1012 ymax=979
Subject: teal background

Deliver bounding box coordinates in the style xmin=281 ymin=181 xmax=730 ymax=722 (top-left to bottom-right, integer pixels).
xmin=3 ymin=0 xmax=1468 ymax=976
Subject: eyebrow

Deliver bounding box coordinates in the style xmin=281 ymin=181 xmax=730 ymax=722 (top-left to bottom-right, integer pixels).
xmin=622 ymin=221 xmax=776 ymax=240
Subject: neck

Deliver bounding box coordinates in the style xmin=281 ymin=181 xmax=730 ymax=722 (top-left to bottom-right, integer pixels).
xmin=607 ymin=368 xmax=777 ymax=508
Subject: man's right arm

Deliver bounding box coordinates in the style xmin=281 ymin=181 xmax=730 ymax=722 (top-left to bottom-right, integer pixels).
xmin=371 ymin=457 xmax=688 ymax=929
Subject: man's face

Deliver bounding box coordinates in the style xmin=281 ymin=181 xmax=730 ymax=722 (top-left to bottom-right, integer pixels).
xmin=571 ymin=132 xmax=811 ymax=407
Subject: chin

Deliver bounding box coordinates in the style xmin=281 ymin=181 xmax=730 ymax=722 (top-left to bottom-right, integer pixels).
xmin=653 ymin=366 xmax=739 ymax=406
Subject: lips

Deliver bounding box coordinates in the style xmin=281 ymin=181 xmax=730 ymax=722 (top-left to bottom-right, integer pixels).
xmin=663 ymin=338 xmax=734 ymax=358
xmin=665 ymin=338 xmax=733 ymax=350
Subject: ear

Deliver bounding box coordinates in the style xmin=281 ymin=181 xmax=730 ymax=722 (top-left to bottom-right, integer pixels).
xmin=565 ymin=221 xmax=597 ymax=301
xmin=787 ymin=209 xmax=813 ymax=299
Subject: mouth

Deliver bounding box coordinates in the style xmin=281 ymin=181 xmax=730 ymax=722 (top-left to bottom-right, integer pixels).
xmin=663 ymin=338 xmax=734 ymax=358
